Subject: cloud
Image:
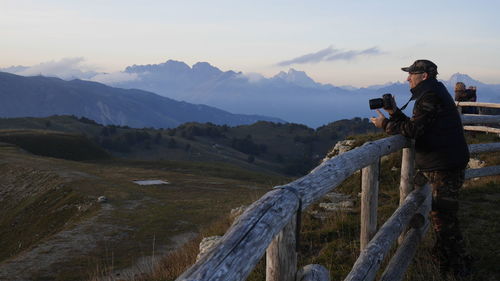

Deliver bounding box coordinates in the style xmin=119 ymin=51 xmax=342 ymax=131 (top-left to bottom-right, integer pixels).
xmin=4 ymin=57 xmax=99 ymax=80
xmin=277 ymin=46 xmax=336 ymax=67
xmin=90 ymin=72 xmax=139 ymax=84
xmin=326 ymin=47 xmax=381 ymax=61
xmin=1 ymin=57 xmax=139 ymax=84
xmin=237 ymin=72 xmax=266 ymax=83
xmin=277 ymin=46 xmax=383 ymax=66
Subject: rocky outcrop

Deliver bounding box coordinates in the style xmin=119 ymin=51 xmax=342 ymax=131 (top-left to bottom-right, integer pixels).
xmin=323 ymin=140 xmax=356 ymax=161
xmin=319 ymin=200 xmax=354 ymax=212
xmin=229 ymin=205 xmax=247 ymax=221
xmin=196 ymin=205 xmax=248 ymax=261
xmin=468 ymin=158 xmax=486 ymax=169
xmin=196 ymin=236 xmax=223 ymax=261
xmin=309 ymin=192 xmax=355 ymax=220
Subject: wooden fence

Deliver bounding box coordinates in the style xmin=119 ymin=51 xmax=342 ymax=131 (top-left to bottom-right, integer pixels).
xmin=176 ymin=103 xmax=500 ymax=281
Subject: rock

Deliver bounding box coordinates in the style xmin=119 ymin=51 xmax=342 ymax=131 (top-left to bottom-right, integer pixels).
xmin=322 ymin=139 xmax=356 ymax=162
xmin=77 ymin=204 xmax=92 ymax=212
xmin=97 ymin=196 xmax=108 ymax=203
xmin=229 ymin=205 xmax=247 ymax=221
xmin=316 ymin=192 xmax=355 ymax=214
xmin=308 ymin=210 xmax=329 ymax=220
xmin=319 ymin=200 xmax=354 ymax=212
xmin=323 ymin=192 xmax=351 ymax=203
xmin=197 ymin=236 xmax=222 ymax=261
xmin=468 ymin=158 xmax=486 ymax=169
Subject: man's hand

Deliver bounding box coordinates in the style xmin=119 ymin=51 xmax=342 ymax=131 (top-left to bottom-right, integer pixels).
xmin=370 ymin=109 xmax=387 ymax=129
xmin=386 ymin=95 xmax=397 ymax=115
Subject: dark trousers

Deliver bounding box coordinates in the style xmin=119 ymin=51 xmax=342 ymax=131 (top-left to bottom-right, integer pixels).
xmin=417 ymin=169 xmax=469 ymax=270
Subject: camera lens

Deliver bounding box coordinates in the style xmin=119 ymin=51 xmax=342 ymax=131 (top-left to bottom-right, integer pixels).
xmin=369 ymin=98 xmax=384 ymax=109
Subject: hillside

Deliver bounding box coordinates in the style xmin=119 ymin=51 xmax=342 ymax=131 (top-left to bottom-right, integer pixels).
xmin=0 ymin=129 xmax=109 ymax=161
xmin=1 ymin=116 xmax=498 ymax=281
xmin=0 ymin=141 xmax=288 ymax=280
xmin=0 ymin=115 xmax=379 ymax=176
xmin=97 ymin=60 xmax=500 ymax=127
xmin=140 ymin=132 xmax=500 ymax=281
xmin=0 ymin=71 xmax=284 ymax=128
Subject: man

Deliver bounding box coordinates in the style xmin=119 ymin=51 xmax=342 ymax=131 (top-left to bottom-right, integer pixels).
xmin=370 ymin=59 xmax=472 ymax=277
xmin=455 ymin=82 xmax=478 ymax=114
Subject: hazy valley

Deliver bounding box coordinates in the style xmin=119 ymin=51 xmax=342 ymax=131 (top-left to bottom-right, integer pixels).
xmin=4 ymin=60 xmax=500 ymax=128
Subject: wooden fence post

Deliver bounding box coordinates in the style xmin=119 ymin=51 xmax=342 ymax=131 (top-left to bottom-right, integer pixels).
xmin=266 ymin=215 xmax=297 ymax=281
xmin=345 ymin=185 xmax=430 ymax=281
xmin=398 ymin=142 xmax=415 ymax=244
xmin=360 ymin=160 xmax=379 ymax=251
xmin=380 ymin=186 xmax=431 ymax=281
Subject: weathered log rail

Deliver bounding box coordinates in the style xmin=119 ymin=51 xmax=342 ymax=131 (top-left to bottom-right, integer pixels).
xmin=176 ymin=110 xmax=500 ymax=281
xmin=459 ymin=102 xmax=500 ymax=134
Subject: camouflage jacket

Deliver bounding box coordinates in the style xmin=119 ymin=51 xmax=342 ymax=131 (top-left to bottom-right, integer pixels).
xmin=382 ymin=78 xmax=469 ymax=171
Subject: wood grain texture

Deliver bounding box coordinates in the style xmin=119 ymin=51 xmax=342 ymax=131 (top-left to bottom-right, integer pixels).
xmin=281 ymin=135 xmax=408 ymax=210
xmin=174 ymin=112 xmax=500 ymax=281
xmin=461 ymin=114 xmax=500 ymax=124
xmin=456 ymin=101 xmax=500 ymax=109
xmin=398 ymin=145 xmax=415 ymax=244
xmin=380 ymin=187 xmax=431 ymax=281
xmin=175 ymin=188 xmax=299 ymax=281
xmin=463 ymin=126 xmax=500 ymax=134
xmin=360 ymin=161 xmax=379 ymax=251
xmin=266 ymin=217 xmax=297 ymax=281
xmin=469 ymin=143 xmax=500 ymax=154
xmin=465 ymin=165 xmax=500 ymax=179
xmin=343 ymin=185 xmax=430 ymax=281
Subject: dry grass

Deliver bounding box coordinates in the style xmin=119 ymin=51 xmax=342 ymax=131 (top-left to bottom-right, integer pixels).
xmin=131 ymin=137 xmax=500 ymax=281
xmin=0 ymin=143 xmax=282 ymax=281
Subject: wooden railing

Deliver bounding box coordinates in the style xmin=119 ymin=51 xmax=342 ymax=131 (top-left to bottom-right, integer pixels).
xmin=176 ymin=103 xmax=500 ymax=281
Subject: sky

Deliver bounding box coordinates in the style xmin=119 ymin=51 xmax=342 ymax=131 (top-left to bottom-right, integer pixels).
xmin=1 ymin=0 xmax=500 ymax=87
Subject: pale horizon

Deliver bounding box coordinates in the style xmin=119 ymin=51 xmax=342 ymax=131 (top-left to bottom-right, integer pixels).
xmin=2 ymin=0 xmax=499 ymax=87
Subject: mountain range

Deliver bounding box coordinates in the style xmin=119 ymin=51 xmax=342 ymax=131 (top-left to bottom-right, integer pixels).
xmin=2 ymin=60 xmax=500 ymax=128
xmin=0 ymin=72 xmax=283 ymax=128
xmin=106 ymin=60 xmax=500 ymax=127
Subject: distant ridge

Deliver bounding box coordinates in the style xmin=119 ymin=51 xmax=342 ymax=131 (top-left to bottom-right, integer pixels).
xmin=0 ymin=71 xmax=285 ymax=128
xmin=3 ymin=60 xmax=500 ymax=127
xmin=107 ymin=60 xmax=500 ymax=127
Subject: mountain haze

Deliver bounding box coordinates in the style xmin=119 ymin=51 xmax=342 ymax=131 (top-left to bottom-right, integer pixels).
xmin=0 ymin=72 xmax=284 ymax=128
xmin=105 ymin=60 xmax=500 ymax=127
xmin=109 ymin=60 xmax=368 ymax=127
xmin=3 ymin=60 xmax=500 ymax=128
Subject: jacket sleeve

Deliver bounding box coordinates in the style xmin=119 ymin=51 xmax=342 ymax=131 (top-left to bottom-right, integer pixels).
xmin=383 ymin=92 xmax=440 ymax=139
xmin=455 ymin=91 xmax=467 ymax=101
xmin=467 ymin=90 xmax=477 ymax=102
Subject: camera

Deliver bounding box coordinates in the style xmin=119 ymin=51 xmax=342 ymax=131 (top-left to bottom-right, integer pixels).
xmin=465 ymin=87 xmax=476 ymax=98
xmin=369 ymin=93 xmax=393 ymax=110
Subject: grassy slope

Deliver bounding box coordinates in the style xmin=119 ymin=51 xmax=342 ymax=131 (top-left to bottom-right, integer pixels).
xmin=0 ymin=129 xmax=110 ymax=160
xmin=0 ymin=141 xmax=288 ymax=280
xmin=146 ymin=132 xmax=500 ymax=281
xmin=0 ymin=115 xmax=378 ymax=176
xmin=2 ymin=116 xmax=496 ymax=280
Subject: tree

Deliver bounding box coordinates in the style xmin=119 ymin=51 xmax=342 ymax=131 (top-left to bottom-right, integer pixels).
xmin=247 ymin=155 xmax=255 ymax=163
xmin=100 ymin=127 xmax=110 ymax=137
xmin=154 ymin=132 xmax=162 ymax=144
xmin=168 ymin=138 xmax=177 ymax=148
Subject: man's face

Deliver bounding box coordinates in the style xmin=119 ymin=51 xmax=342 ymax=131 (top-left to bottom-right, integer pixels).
xmin=407 ymin=72 xmax=427 ymax=89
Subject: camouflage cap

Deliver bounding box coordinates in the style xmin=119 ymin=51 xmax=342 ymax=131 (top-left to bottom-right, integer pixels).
xmin=401 ymin=59 xmax=438 ymax=74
